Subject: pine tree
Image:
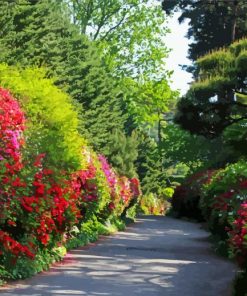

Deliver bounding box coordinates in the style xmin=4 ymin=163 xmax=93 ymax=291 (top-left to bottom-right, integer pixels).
xmin=135 ymin=131 xmax=167 ymax=196
xmin=162 ymin=0 xmax=247 ymax=62
xmin=106 ymin=129 xmax=139 ymax=178
xmin=82 ymin=92 xmax=126 ymax=155
xmin=0 ymin=0 xmax=68 ymax=71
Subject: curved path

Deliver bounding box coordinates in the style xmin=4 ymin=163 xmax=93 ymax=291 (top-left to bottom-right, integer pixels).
xmin=0 ymin=216 xmax=237 ymax=296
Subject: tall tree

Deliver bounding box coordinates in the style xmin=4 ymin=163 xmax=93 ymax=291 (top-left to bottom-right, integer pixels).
xmin=121 ymin=77 xmax=178 ymax=140
xmin=67 ymin=0 xmax=170 ymax=79
xmin=136 ymin=131 xmax=168 ymax=197
xmin=175 ymin=38 xmax=247 ymax=139
xmin=162 ymin=0 xmax=247 ymax=63
xmin=0 ymin=0 xmax=70 ymax=72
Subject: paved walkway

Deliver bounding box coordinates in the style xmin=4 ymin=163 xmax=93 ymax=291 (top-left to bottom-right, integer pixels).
xmin=0 ymin=216 xmax=237 ymax=296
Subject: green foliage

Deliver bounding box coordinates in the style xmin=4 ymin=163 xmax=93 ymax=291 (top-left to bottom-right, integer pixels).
xmin=160 ymin=123 xmax=232 ymax=172
xmin=0 ymin=0 xmax=72 ymax=71
xmin=197 ymin=50 xmax=235 ymax=76
xmin=1 ymin=247 xmax=66 ymax=282
xmin=230 ymin=38 xmax=247 ymax=56
xmin=82 ymin=92 xmax=126 ymax=155
xmin=176 ymin=38 xmax=247 ymax=139
xmin=223 ymin=119 xmax=247 ymax=158
xmin=106 ymin=129 xmax=139 ymax=178
xmin=0 ymin=0 xmax=127 ymax=161
xmin=122 ymin=78 xmax=177 ymax=127
xmin=135 ymin=133 xmax=163 ymax=193
xmin=191 ymin=76 xmax=234 ymax=99
xmin=139 ymin=193 xmax=168 ymax=215
xmin=0 ymin=64 xmax=85 ymax=171
xmin=162 ymin=0 xmax=247 ymax=62
xmin=69 ymin=0 xmax=170 ymax=79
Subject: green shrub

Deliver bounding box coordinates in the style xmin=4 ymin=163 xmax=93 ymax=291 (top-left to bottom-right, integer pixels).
xmin=140 ymin=193 xmax=167 ymax=215
xmin=0 ymin=64 xmax=86 ymax=171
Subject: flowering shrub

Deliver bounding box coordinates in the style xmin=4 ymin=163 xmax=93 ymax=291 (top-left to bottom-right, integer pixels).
xmin=0 ymin=88 xmax=33 ymax=260
xmin=0 ymin=81 xmax=142 ymax=283
xmin=201 ymin=163 xmax=244 ymax=230
xmin=228 ymin=203 xmax=247 ymax=267
xmin=98 ymin=155 xmax=141 ymax=217
xmin=140 ymin=193 xmax=168 ymax=215
xmin=180 ymin=161 xmax=247 ymax=293
xmin=0 ymin=64 xmax=86 ymax=171
xmin=170 ymin=162 xmax=247 ymax=296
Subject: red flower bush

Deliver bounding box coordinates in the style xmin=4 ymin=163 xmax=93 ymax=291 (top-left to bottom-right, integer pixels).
xmin=129 ymin=178 xmax=141 ymax=197
xmin=0 ymin=88 xmax=25 ymax=162
xmin=228 ymin=203 xmax=247 ymax=267
xmin=200 ymin=162 xmax=247 ymax=272
xmin=0 ymin=231 xmax=34 ymax=259
xmin=98 ymin=155 xmax=141 ymax=216
xmin=0 ymin=87 xmax=142 ymax=274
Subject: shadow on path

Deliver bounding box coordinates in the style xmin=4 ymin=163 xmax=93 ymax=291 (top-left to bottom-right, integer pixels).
xmin=0 ymin=216 xmax=237 ymax=296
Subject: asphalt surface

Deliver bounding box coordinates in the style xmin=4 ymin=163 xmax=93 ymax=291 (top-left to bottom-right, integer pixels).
xmin=0 ymin=216 xmax=237 ymax=296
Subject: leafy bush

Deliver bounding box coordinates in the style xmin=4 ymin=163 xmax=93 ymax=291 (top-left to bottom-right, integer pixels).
xmin=0 ymin=70 xmax=142 ymax=284
xmin=174 ymin=161 xmax=247 ymax=295
xmin=0 ymin=64 xmax=86 ymax=171
xmin=139 ymin=193 xmax=169 ymax=215
xmin=201 ymin=161 xmax=247 ymax=235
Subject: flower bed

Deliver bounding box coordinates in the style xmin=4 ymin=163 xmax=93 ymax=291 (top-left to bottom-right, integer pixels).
xmin=0 ymin=81 xmax=141 ymax=284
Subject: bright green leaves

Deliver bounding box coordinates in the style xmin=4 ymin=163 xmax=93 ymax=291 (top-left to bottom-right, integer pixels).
xmin=0 ymin=64 xmax=86 ymax=171
xmin=122 ymin=77 xmax=178 ymax=127
xmin=69 ymin=0 xmax=170 ymax=79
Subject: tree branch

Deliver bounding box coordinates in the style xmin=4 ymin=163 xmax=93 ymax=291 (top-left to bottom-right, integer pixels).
xmin=100 ymin=12 xmax=127 ymax=40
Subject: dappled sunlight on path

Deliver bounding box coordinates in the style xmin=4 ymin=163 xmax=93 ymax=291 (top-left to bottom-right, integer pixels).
xmin=0 ymin=216 xmax=236 ymax=296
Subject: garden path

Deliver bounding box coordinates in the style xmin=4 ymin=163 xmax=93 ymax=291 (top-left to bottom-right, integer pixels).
xmin=0 ymin=216 xmax=237 ymax=296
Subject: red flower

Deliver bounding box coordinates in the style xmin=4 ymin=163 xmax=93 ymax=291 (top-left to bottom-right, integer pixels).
xmin=108 ymin=202 xmax=115 ymax=211
xmin=7 ymin=220 xmax=16 ymax=227
xmin=240 ymin=180 xmax=247 ymax=189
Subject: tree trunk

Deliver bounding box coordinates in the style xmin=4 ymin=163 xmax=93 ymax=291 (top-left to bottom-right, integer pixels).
xmin=158 ymin=116 xmax=162 ymax=147
xmin=231 ymin=0 xmax=238 ymax=42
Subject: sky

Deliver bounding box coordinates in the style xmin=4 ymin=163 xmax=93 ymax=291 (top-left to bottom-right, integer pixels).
xmin=164 ymin=12 xmax=193 ymax=95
